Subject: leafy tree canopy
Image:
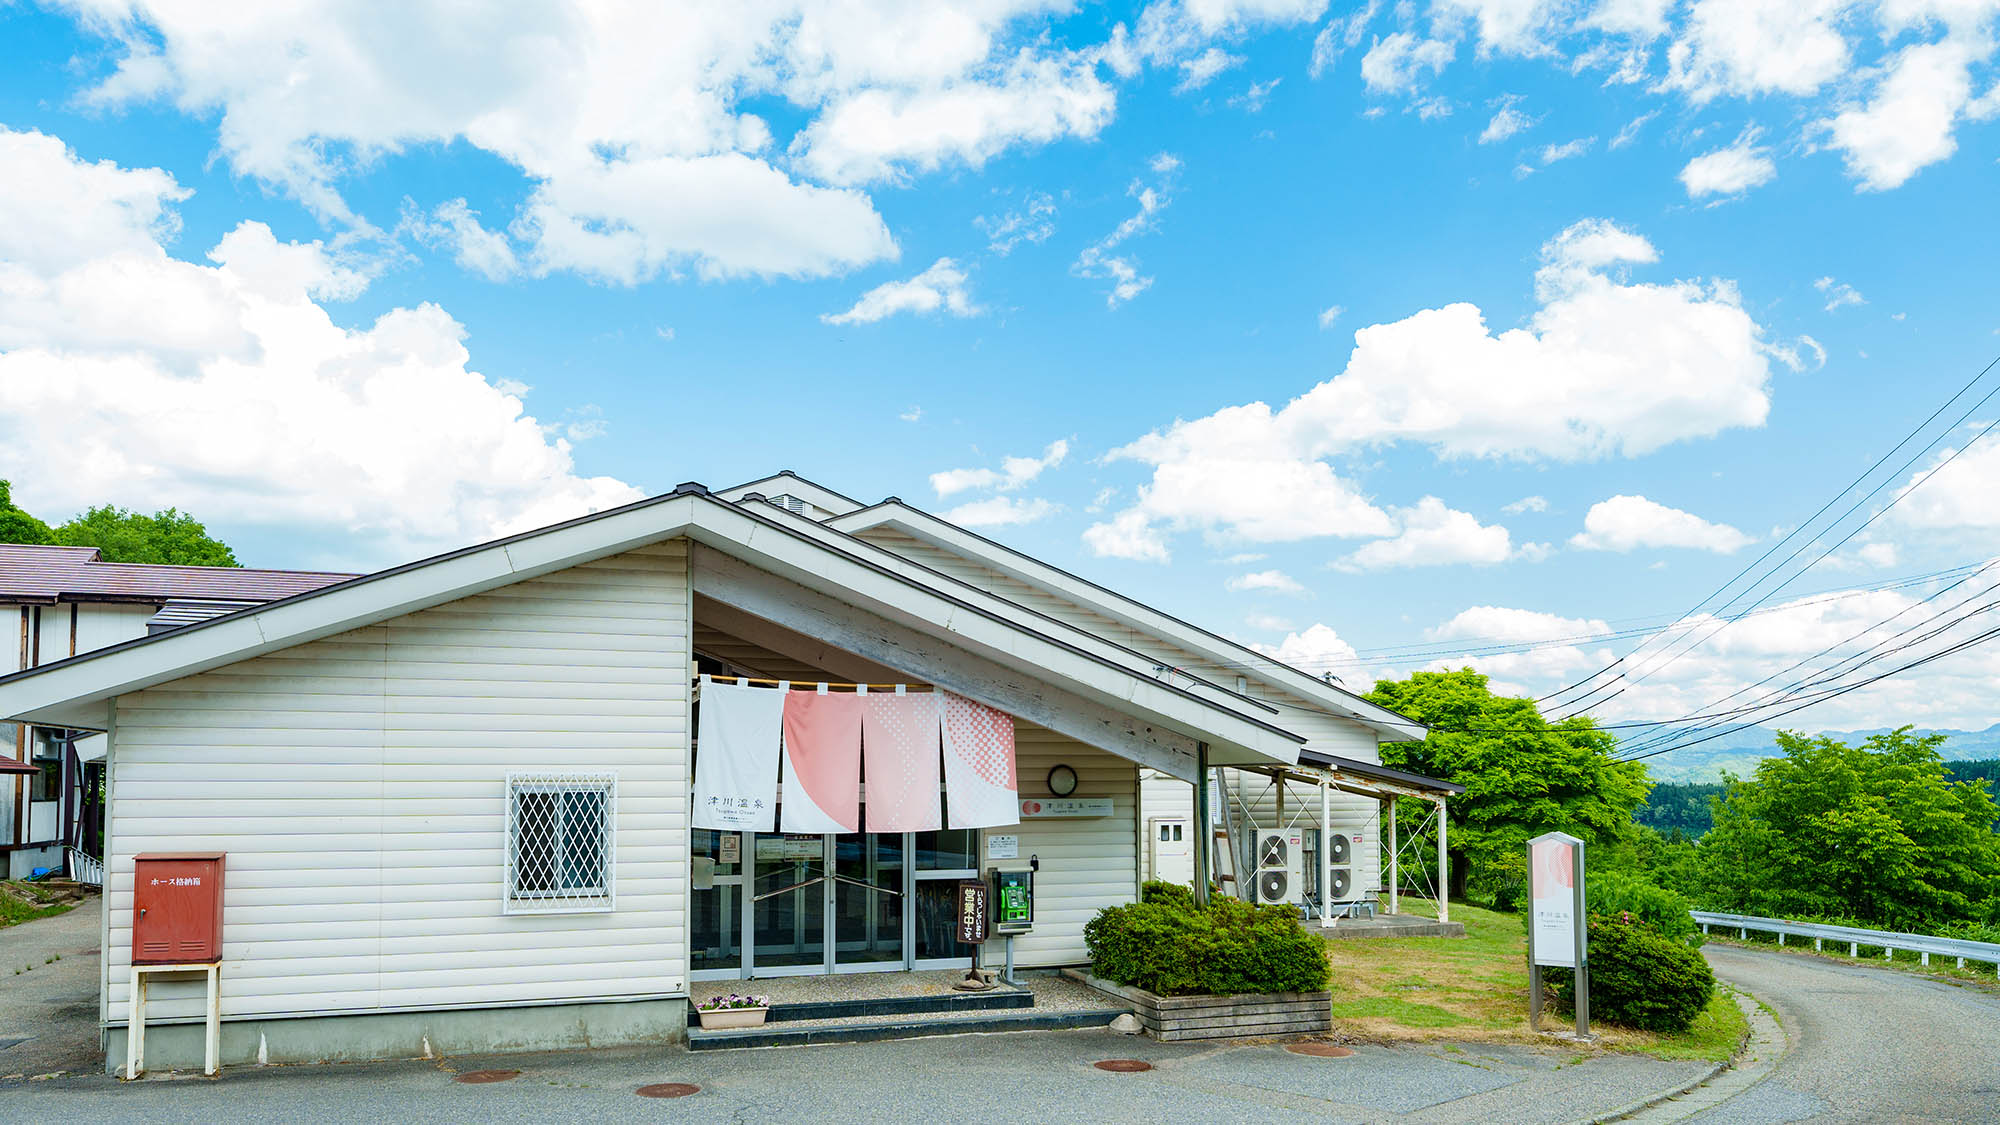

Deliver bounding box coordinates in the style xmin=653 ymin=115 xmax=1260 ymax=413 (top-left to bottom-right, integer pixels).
xmin=1696 ymin=728 xmax=2000 ymax=929
xmin=0 ymin=481 xmax=239 ymax=567
xmin=1366 ymin=668 xmax=1651 ymax=904
xmin=0 ymin=480 xmax=54 ymax=547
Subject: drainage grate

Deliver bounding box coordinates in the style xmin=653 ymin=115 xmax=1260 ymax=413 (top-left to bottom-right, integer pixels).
xmin=455 ymin=1069 xmax=522 ymax=1083
xmin=636 ymin=1083 xmax=702 ymax=1098
xmin=1093 ymin=1059 xmax=1153 ymax=1073
xmin=1286 ymin=1042 xmax=1355 ymax=1058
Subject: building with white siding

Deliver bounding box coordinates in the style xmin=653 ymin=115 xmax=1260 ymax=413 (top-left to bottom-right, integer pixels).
xmin=0 ymin=473 xmax=1451 ymax=1073
xmin=0 ymin=546 xmax=354 ymax=879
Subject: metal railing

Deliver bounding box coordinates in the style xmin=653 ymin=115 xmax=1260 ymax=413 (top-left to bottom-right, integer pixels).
xmin=67 ymin=847 xmax=104 ymax=887
xmin=1692 ymin=910 xmax=2000 ymax=977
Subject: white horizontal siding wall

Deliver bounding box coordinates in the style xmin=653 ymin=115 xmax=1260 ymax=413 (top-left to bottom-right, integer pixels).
xmin=105 ymin=541 xmax=691 ymax=1025
xmin=978 ymin=724 xmax=1138 ymax=968
xmin=1137 ymin=771 xmax=1382 ymax=904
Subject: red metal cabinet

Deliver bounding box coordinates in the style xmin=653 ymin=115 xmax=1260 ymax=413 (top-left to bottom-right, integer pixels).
xmin=132 ymin=853 xmax=225 ymax=964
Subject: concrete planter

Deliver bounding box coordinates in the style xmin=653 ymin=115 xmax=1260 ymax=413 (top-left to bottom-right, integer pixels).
xmin=1064 ymin=970 xmax=1330 ymax=1041
xmin=695 ymin=1006 xmax=769 ymax=1030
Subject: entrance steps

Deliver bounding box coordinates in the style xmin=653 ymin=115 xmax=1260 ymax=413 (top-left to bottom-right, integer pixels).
xmin=687 ymin=982 xmax=1130 ymax=1050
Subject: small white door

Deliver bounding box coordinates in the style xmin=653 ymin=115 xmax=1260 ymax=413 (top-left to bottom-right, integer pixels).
xmin=1149 ymin=817 xmax=1194 ymax=887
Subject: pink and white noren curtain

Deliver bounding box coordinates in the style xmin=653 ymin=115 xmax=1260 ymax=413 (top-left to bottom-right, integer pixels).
xmin=691 ymin=675 xmax=784 ymax=832
xmin=940 ymin=691 xmax=1019 ymax=828
xmin=861 ymin=690 xmax=941 ymax=833
xmin=780 ymin=688 xmax=862 ymax=834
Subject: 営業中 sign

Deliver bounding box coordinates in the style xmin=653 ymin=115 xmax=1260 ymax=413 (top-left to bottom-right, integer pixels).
xmin=956 ymin=880 xmax=991 ymax=944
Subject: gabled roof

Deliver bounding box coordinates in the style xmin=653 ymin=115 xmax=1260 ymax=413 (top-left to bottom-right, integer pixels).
xmin=0 ymin=485 xmax=1306 ymax=771
xmin=0 ymin=543 xmax=356 ymax=605
xmin=821 ymin=498 xmax=1423 ymax=742
xmin=713 ymin=471 xmax=864 ymax=517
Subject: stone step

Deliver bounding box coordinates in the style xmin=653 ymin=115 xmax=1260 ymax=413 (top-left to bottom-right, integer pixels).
xmin=688 ymin=985 xmax=1032 ymax=1026
xmin=687 ymin=1007 xmax=1131 ymax=1051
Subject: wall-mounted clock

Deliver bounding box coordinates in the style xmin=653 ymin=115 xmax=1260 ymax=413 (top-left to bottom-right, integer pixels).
xmin=1047 ymin=764 xmax=1079 ymax=796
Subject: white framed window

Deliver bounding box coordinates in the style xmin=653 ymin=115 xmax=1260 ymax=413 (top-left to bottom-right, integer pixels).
xmin=505 ymin=772 xmax=616 ymax=914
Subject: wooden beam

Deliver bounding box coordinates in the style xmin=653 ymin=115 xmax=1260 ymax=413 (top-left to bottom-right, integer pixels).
xmin=691 ymin=546 xmax=1202 ymax=781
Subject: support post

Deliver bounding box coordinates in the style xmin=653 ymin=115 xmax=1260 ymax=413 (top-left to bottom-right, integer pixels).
xmin=1192 ymin=743 xmax=1211 ymax=906
xmin=1387 ymin=799 xmax=1399 ymax=916
xmin=1319 ymin=779 xmax=1332 ymax=927
xmin=1529 ymin=963 xmax=1543 ymax=1030
xmin=1573 ymin=840 xmax=1589 ymax=1039
xmin=1435 ymin=798 xmax=1449 ymax=922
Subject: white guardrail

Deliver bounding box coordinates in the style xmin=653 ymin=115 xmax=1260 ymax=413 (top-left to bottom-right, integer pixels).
xmin=1691 ymin=910 xmax=2000 ymax=977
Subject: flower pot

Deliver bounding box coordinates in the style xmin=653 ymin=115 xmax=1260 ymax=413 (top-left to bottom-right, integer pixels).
xmin=697 ymin=1006 xmax=769 ymax=1030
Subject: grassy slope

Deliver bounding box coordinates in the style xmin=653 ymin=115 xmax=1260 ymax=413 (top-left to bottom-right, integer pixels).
xmin=0 ymin=881 xmax=77 ymax=928
xmin=1323 ymin=899 xmax=1746 ymax=1062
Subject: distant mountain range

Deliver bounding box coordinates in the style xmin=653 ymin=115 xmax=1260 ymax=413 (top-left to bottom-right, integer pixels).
xmin=1616 ymin=723 xmax=2000 ymax=782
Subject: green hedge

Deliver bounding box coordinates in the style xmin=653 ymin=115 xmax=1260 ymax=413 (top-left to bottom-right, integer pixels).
xmin=1085 ymin=889 xmax=1331 ymax=996
xmin=1548 ymin=914 xmax=1715 ymax=1032
xmin=1586 ymin=870 xmax=1702 ymax=946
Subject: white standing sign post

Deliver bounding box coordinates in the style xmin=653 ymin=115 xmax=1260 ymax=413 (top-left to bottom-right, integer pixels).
xmin=1527 ymin=831 xmax=1589 ymax=1038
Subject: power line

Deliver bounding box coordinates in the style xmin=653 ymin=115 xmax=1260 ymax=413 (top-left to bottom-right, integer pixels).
xmin=1548 ymin=354 xmax=2000 ymax=721
xmin=1538 ymin=351 xmax=2000 ymax=714
xmin=1610 ymin=558 xmax=2000 ymax=758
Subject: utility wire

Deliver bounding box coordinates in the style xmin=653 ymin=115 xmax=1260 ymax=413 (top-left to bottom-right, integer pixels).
xmin=1539 ymin=352 xmax=2000 ymax=713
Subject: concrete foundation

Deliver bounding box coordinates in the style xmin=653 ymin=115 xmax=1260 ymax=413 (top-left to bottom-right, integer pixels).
xmin=1316 ymin=914 xmax=1466 ymax=940
xmin=102 ymin=996 xmax=688 ymax=1075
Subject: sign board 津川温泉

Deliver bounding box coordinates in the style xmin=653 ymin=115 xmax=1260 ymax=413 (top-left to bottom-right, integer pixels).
xmin=1529 ymin=833 xmax=1584 ymax=969
xmin=986 ymin=834 xmax=1019 ymax=860
xmin=1018 ymin=797 xmax=1113 ymax=819
xmin=957 ymin=880 xmax=991 ymax=944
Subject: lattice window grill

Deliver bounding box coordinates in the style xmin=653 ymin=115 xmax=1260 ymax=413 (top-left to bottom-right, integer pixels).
xmin=505 ymin=772 xmax=616 ymax=914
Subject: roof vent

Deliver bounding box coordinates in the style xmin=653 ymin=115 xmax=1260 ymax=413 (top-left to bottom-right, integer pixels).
xmin=768 ymin=494 xmax=808 ymax=515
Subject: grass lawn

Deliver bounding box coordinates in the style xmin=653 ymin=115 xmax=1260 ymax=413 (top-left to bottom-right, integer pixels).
xmin=1323 ymin=898 xmax=1747 ymax=1062
xmin=0 ymin=880 xmax=78 ymax=928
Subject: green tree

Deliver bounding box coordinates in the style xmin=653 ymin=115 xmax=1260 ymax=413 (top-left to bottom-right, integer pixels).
xmin=0 ymin=480 xmax=54 ymax=546
xmin=1696 ymin=728 xmax=2000 ymax=929
xmin=1365 ymin=668 xmax=1652 ymax=906
xmin=53 ymin=505 xmax=240 ymax=566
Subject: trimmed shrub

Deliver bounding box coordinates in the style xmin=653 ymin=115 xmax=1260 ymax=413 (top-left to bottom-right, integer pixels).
xmin=1085 ymin=892 xmax=1331 ymax=996
xmin=1140 ymin=879 xmax=1196 ymax=909
xmin=1548 ymin=914 xmax=1714 ymax=1032
xmin=1587 ymin=870 xmax=1701 ymax=946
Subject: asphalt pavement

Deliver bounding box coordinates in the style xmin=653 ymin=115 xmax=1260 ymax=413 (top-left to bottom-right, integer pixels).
xmin=1680 ymin=943 xmax=2000 ymax=1124
xmin=0 ymin=897 xmax=102 ymax=1079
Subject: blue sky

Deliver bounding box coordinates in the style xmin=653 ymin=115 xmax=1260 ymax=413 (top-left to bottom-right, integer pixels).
xmin=3 ymin=0 xmax=1999 ymax=741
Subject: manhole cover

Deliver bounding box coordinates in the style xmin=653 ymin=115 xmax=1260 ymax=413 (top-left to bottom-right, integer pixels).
xmin=1287 ymin=1042 xmax=1355 ymax=1058
xmin=455 ymin=1069 xmax=521 ymax=1083
xmin=1093 ymin=1059 xmax=1153 ymax=1073
xmin=636 ymin=1082 xmax=702 ymax=1098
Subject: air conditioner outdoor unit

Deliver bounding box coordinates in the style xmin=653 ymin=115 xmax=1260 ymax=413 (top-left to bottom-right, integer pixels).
xmin=1253 ymin=830 xmax=1304 ymax=905
xmin=1325 ymin=831 xmax=1354 ymax=901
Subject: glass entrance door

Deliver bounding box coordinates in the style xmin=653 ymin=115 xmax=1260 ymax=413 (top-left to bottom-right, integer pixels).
xmin=750 ymin=833 xmax=828 ymax=972
xmin=832 ymin=825 xmax=904 ymax=969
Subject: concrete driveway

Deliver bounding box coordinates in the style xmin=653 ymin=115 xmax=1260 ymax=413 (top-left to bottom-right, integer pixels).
xmin=0 ymin=897 xmax=102 ymax=1079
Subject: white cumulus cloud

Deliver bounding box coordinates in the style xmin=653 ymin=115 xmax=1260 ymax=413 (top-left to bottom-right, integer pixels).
xmin=823 ymin=258 xmax=980 ymax=325
xmin=1336 ymin=496 xmax=1518 ymax=570
xmin=1227 ymin=569 xmax=1308 ymax=594
xmin=1569 ymin=494 xmax=1754 ymax=553
xmin=0 ymin=126 xmax=643 ymax=567
xmin=1679 ymin=133 xmax=1778 ymax=197
xmin=1086 ymin=218 xmax=1778 ymax=559
xmin=931 ymin=439 xmax=1070 ymax=497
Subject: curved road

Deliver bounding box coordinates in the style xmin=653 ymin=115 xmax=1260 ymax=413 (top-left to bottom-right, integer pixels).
xmin=1686 ymin=944 xmax=2000 ymax=1124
